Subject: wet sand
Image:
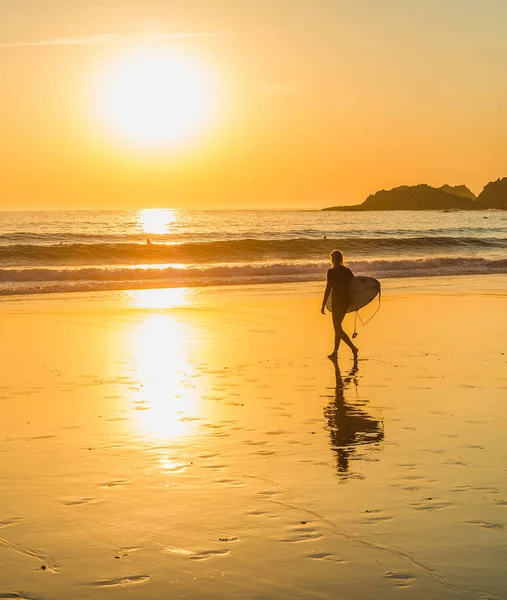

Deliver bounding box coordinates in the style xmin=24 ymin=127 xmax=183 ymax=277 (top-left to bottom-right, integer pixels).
xmin=1 ymin=276 xmax=506 ymax=599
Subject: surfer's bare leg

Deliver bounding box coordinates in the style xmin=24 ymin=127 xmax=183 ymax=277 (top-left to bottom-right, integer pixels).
xmin=330 ymin=308 xmax=357 ymax=358
xmin=329 ymin=309 xmax=345 ymax=358
xmin=328 ymin=331 xmax=341 ymax=358
xmin=341 ymin=331 xmax=358 ymax=357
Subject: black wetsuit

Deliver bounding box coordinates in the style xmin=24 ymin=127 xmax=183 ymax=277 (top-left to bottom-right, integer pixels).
xmin=327 ymin=265 xmax=353 ymax=314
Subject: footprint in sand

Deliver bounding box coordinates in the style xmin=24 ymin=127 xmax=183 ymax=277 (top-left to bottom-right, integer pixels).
xmin=0 ymin=518 xmax=22 ymax=529
xmin=247 ymin=510 xmax=269 ymax=517
xmin=443 ymin=459 xmax=468 ymax=466
xmin=101 ymin=479 xmax=130 ymax=488
xmin=410 ymin=498 xmax=453 ymax=512
xmin=215 ymin=479 xmax=246 ymax=487
xmin=90 ymin=575 xmax=150 ymax=587
xmin=384 ymin=570 xmax=414 ymax=587
xmin=63 ymin=497 xmax=98 ymax=506
xmin=204 ymin=464 xmax=227 ymax=471
xmin=116 ymin=546 xmax=140 ymax=557
xmin=188 ymin=549 xmax=231 ymax=561
xmin=452 ymin=484 xmax=499 ymax=494
xmin=243 ymin=440 xmax=269 ymax=446
xmin=257 ymin=490 xmax=279 ymax=498
xmin=361 ymin=510 xmax=394 ymax=525
xmin=466 ymin=520 xmax=504 ymax=532
xmin=307 ymin=551 xmax=346 ymax=563
xmin=280 ymin=522 xmax=323 ymax=543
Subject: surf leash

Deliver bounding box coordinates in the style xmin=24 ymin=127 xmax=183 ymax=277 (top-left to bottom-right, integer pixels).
xmin=352 ymin=285 xmax=381 ymax=338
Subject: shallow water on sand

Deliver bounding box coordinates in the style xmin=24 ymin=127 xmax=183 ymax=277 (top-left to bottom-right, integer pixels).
xmin=0 ymin=279 xmax=506 ymax=599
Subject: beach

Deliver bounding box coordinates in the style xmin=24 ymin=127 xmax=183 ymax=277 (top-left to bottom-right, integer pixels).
xmin=1 ymin=275 xmax=506 ymax=599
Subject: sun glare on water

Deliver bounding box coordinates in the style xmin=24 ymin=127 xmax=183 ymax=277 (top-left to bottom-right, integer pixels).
xmin=97 ymin=48 xmax=217 ymax=149
xmin=140 ymin=208 xmax=177 ymax=234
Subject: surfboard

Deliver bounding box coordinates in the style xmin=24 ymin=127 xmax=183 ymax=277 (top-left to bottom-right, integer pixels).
xmin=325 ymin=276 xmax=381 ymax=313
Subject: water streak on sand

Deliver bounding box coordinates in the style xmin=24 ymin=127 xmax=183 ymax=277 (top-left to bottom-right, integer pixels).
xmin=0 ymin=537 xmax=58 ymax=572
xmin=269 ymin=499 xmax=478 ymax=598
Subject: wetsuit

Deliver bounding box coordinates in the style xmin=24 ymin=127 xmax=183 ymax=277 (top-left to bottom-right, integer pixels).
xmin=327 ymin=266 xmax=353 ymax=333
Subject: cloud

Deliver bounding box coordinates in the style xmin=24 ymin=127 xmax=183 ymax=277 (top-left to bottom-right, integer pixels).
xmin=0 ymin=31 xmax=229 ymax=48
xmin=0 ymin=34 xmax=120 ymax=48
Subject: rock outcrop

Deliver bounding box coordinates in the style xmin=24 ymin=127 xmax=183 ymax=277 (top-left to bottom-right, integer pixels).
xmin=323 ymin=180 xmax=506 ymax=211
xmin=439 ymin=185 xmax=476 ymax=200
xmin=476 ymin=178 xmax=507 ymax=209
xmin=323 ymin=184 xmax=476 ymax=211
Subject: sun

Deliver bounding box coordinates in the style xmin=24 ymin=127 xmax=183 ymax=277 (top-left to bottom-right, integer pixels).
xmin=97 ymin=47 xmax=217 ymax=149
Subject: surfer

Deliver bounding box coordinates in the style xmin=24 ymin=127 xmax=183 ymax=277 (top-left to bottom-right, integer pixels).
xmin=321 ymin=250 xmax=358 ymax=360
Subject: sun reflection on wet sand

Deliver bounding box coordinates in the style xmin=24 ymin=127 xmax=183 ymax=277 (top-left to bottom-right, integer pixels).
xmin=127 ymin=287 xmax=194 ymax=309
xmin=127 ymin=312 xmax=202 ymax=442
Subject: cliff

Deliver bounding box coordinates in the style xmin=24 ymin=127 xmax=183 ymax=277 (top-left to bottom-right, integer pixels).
xmin=439 ymin=184 xmax=476 ymax=200
xmin=476 ymin=178 xmax=507 ymax=209
xmin=323 ymin=184 xmax=476 ymax=211
xmin=323 ymin=180 xmax=506 ymax=211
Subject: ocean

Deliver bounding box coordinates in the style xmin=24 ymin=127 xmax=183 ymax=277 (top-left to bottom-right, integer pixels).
xmin=0 ymin=209 xmax=506 ymax=296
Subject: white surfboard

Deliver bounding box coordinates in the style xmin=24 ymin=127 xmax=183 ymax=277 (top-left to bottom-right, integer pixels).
xmin=326 ymin=276 xmax=381 ymax=313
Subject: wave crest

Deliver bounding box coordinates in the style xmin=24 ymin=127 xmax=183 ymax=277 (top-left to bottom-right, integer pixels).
xmin=1 ymin=256 xmax=506 ymax=296
xmin=0 ymin=236 xmax=505 ymax=266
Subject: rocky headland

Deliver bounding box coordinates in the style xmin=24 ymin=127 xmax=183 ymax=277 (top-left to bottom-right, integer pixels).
xmin=323 ymin=178 xmax=507 ymax=211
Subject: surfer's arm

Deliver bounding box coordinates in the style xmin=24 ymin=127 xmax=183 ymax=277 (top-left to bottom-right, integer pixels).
xmin=321 ymin=271 xmax=332 ymax=313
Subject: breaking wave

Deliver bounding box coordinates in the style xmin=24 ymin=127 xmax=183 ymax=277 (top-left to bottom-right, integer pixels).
xmin=0 ymin=236 xmax=505 ymax=266
xmin=1 ymin=256 xmax=506 ymax=296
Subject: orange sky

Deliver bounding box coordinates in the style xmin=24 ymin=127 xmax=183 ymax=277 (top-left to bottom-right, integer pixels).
xmin=0 ymin=0 xmax=506 ymax=209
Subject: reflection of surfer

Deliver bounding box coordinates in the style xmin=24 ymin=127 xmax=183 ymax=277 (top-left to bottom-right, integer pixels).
xmin=325 ymin=359 xmax=384 ymax=477
xmin=321 ymin=250 xmax=358 ymax=360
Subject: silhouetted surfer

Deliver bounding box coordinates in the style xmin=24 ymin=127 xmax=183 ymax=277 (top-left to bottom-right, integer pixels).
xmin=321 ymin=250 xmax=358 ymax=360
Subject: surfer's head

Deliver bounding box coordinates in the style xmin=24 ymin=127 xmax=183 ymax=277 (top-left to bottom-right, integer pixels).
xmin=330 ymin=250 xmax=344 ymax=266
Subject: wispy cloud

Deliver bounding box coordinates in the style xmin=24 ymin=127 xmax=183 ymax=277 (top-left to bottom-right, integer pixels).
xmin=0 ymin=31 xmax=229 ymax=48
xmin=0 ymin=34 xmax=120 ymax=48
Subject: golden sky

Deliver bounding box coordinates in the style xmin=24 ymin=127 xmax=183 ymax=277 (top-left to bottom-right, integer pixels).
xmin=1 ymin=0 xmax=506 ymax=209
